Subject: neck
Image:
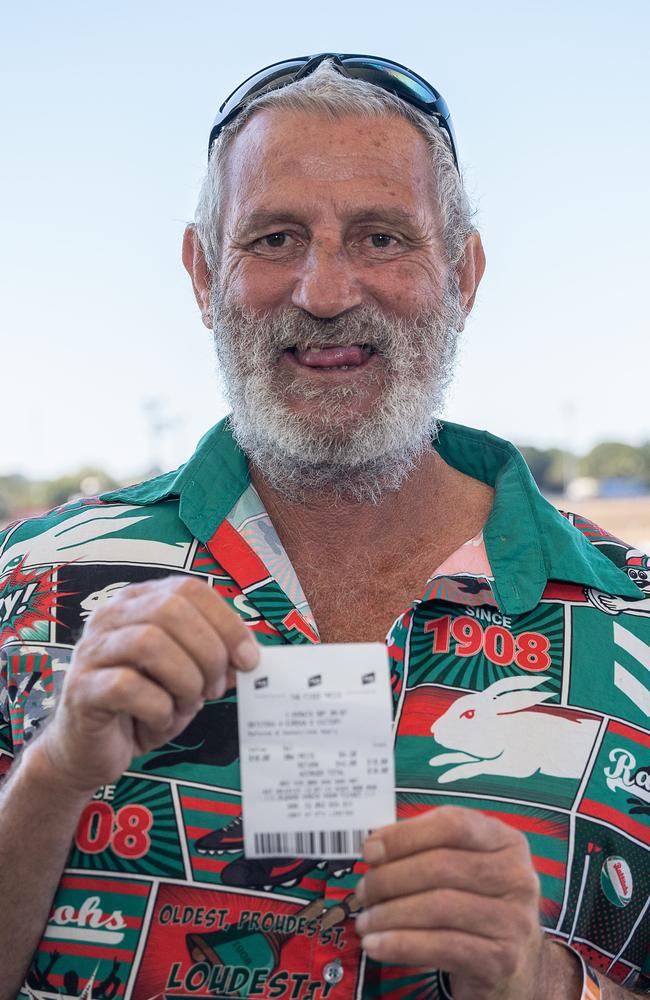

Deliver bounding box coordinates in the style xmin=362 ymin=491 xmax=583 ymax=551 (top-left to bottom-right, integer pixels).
xmin=250 ymin=447 xmax=494 ymax=643
xmin=250 ymin=448 xmax=476 ymax=567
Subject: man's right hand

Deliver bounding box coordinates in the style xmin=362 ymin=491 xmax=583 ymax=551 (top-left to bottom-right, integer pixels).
xmin=29 ymin=575 xmax=260 ymax=795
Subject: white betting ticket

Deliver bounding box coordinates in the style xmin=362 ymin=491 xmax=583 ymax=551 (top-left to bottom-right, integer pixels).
xmin=237 ymin=643 xmax=396 ymax=859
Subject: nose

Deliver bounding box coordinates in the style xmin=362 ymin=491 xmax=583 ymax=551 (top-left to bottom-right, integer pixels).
xmin=291 ymin=243 xmax=363 ymax=318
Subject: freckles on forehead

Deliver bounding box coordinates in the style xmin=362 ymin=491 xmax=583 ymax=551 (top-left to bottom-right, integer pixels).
xmin=221 ymin=108 xmax=438 ymax=222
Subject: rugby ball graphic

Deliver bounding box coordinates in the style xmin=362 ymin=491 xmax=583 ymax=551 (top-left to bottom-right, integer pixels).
xmin=600 ymin=856 xmax=633 ymax=908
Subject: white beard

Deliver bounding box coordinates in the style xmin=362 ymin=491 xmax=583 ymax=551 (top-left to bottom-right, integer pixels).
xmin=211 ymin=291 xmax=464 ymax=504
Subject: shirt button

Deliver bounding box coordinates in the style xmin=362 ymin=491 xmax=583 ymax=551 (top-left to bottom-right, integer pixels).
xmin=322 ymin=960 xmax=344 ymax=985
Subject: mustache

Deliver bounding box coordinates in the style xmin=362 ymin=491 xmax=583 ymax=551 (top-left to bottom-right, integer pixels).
xmin=213 ymin=301 xmax=435 ymax=359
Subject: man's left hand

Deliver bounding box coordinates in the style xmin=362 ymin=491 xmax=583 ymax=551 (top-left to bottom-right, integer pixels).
xmin=355 ymin=805 xmax=558 ymax=1000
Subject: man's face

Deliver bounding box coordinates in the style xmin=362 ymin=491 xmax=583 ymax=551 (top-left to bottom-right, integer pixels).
xmin=207 ymin=108 xmax=467 ymax=499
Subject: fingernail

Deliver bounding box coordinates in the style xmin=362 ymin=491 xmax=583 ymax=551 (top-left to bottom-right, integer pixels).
xmin=355 ymin=911 xmax=368 ymax=934
xmin=355 ymin=878 xmax=366 ymax=904
xmin=363 ymin=839 xmax=385 ymax=865
xmin=362 ymin=933 xmax=383 ymax=955
xmin=207 ymin=677 xmax=226 ymax=701
xmin=235 ymin=639 xmax=259 ymax=670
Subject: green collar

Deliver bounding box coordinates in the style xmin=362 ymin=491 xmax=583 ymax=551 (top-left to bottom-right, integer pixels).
xmin=102 ymin=417 xmax=641 ymax=615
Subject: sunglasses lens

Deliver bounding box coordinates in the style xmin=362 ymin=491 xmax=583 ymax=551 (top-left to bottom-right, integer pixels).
xmin=218 ymin=60 xmax=308 ymax=116
xmin=342 ymin=59 xmax=437 ymax=108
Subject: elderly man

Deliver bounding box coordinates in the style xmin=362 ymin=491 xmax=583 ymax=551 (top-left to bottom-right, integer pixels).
xmin=0 ymin=54 xmax=648 ymax=1000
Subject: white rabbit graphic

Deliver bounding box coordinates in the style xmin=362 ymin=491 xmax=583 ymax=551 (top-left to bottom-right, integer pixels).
xmin=429 ymin=675 xmax=599 ymax=783
xmin=79 ymin=581 xmax=130 ymax=619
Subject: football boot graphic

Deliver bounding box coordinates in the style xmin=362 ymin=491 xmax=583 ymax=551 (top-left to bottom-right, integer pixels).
xmin=195 ymin=814 xmax=244 ymax=855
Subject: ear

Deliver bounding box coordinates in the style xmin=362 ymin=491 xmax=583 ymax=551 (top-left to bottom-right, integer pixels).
xmin=487 ymin=675 xmax=549 ymax=697
xmin=455 ymin=231 xmax=486 ymax=325
xmin=182 ymin=224 xmax=213 ymax=329
xmin=494 ymin=689 xmax=555 ymax=714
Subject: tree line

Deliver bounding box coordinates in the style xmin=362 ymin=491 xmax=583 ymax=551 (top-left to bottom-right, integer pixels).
xmin=1 ymin=440 xmax=649 ymax=527
xmin=0 ymin=468 xmax=119 ymax=525
xmin=519 ymin=441 xmax=650 ymax=494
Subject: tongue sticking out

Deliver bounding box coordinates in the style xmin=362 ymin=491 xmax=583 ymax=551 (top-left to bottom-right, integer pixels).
xmin=294 ymin=345 xmax=370 ymax=368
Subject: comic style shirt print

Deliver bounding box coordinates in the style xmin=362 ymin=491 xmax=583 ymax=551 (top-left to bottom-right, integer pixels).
xmin=0 ymin=418 xmax=649 ymax=1000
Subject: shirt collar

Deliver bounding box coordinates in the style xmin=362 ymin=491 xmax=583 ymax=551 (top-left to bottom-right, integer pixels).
xmin=431 ymin=424 xmax=643 ymax=612
xmin=103 ymin=418 xmax=249 ymax=530
xmin=102 ymin=417 xmax=642 ymax=615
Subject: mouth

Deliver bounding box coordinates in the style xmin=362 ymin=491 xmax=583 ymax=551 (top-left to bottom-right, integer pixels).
xmin=283 ymin=344 xmax=376 ymax=371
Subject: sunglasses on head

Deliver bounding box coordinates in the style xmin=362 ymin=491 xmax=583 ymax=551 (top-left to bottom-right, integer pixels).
xmin=208 ymin=52 xmax=459 ymax=170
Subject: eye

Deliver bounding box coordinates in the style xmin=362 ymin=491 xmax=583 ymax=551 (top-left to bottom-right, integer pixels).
xmin=261 ymin=232 xmax=288 ymax=248
xmin=460 ymin=709 xmax=475 ymax=720
xmin=249 ymin=231 xmax=303 ymax=257
xmin=369 ymin=233 xmax=395 ymax=249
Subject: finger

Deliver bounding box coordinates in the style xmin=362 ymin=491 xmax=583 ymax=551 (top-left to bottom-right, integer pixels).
xmin=103 ymin=586 xmax=231 ymax=698
xmin=360 ymin=927 xmax=518 ymax=984
xmin=75 ymin=624 xmax=206 ymax=713
xmin=222 ymin=666 xmax=237 ymax=695
xmin=356 ymin=889 xmax=521 ymax=941
xmin=71 ymin=666 xmax=178 ymax=735
xmin=75 ymin=667 xmax=204 ymax=757
xmin=363 ymin=805 xmax=517 ymax=866
xmin=356 ymin=845 xmax=517 ymax=905
xmin=177 ymin=577 xmax=260 ymax=671
xmin=103 ymin=576 xmax=260 ymax=674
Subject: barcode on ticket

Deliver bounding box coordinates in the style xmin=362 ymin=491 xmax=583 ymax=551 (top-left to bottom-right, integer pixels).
xmin=253 ymin=829 xmax=367 ymax=857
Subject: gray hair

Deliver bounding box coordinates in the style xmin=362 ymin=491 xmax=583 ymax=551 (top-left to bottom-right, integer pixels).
xmin=195 ymin=60 xmax=474 ymax=277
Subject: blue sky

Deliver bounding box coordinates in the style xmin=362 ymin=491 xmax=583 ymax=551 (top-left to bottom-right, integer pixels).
xmin=2 ymin=0 xmax=649 ymax=478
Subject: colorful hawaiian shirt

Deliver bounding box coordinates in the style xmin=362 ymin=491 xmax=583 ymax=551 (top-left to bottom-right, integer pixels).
xmin=1 ymin=419 xmax=648 ymax=1000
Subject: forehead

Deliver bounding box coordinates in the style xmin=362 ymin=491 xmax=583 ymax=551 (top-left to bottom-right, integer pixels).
xmin=220 ymin=108 xmax=437 ymax=224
